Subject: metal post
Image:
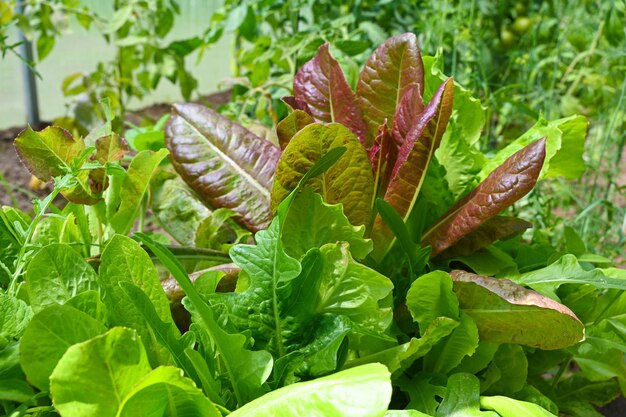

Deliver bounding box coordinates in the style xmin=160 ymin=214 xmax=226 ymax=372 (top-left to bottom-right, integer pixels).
xmin=17 ymin=3 xmax=40 ymax=127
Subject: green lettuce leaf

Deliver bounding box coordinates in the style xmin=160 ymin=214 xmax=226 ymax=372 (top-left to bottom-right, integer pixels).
xmin=25 ymin=243 xmax=99 ymax=312
xmin=212 ymin=238 xmax=393 ymax=380
xmin=436 ymin=373 xmax=498 ymax=417
xmin=108 ymin=148 xmax=169 ymax=235
xmin=396 ymin=374 xmax=445 ymax=415
xmin=281 ymin=187 xmax=372 ymax=260
xmin=406 ymin=270 xmax=459 ymax=333
xmin=150 ymin=172 xmax=211 ymax=245
xmin=98 ymin=235 xmax=174 ymax=365
xmin=50 ymin=327 xmax=152 ymax=417
xmin=344 ymin=317 xmax=458 ymax=377
xmin=385 ymin=411 xmax=432 ymax=417
xmin=118 ymin=366 xmax=221 ymax=417
xmin=481 ymin=344 xmax=528 ymax=395
xmin=118 ymin=282 xmax=223 ymax=405
xmin=229 ymin=364 xmax=392 ymax=417
xmin=19 ymin=304 xmax=107 ymax=390
xmin=0 ymin=293 xmax=31 ymax=339
xmin=0 ymin=341 xmax=34 ymax=403
xmin=272 ymin=123 xmax=374 ymax=227
xmin=451 ymin=270 xmax=584 ymax=349
xmin=0 ymin=207 xmax=29 ymax=285
xmin=480 ymin=396 xmax=558 ymax=417
xmin=423 ymin=313 xmax=479 ymax=375
xmin=478 ymin=115 xmax=587 ymax=181
xmin=423 ymin=52 xmax=487 ymax=198
xmin=509 ymin=254 xmax=626 ymax=297
xmin=66 ymin=290 xmax=108 ymax=324
xmin=135 ymin=233 xmax=273 ymax=407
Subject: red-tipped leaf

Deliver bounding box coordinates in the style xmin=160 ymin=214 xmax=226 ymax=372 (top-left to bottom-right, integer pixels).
xmin=368 ymin=122 xmax=393 ymax=202
xmin=282 ymin=96 xmax=313 ymax=114
xmin=392 ymin=86 xmax=425 ymax=146
xmin=276 ymin=110 xmax=314 ymax=150
xmin=165 ymin=103 xmax=281 ymax=232
xmin=451 ymin=270 xmax=584 ymax=349
xmin=438 ymin=216 xmax=532 ymax=258
xmin=422 ymin=138 xmax=547 ymax=257
xmin=293 ymin=43 xmax=368 ymax=145
xmin=370 ymin=78 xmax=454 ymax=260
xmin=357 ymin=33 xmax=424 ymax=143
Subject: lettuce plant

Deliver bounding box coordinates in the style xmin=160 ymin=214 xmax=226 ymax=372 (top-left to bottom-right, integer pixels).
xmin=3 ymin=33 xmax=626 ymax=417
xmin=166 ymin=33 xmax=559 ymax=264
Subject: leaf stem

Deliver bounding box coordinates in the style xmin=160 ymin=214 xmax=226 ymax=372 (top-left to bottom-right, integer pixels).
xmin=551 ymin=354 xmax=573 ymax=388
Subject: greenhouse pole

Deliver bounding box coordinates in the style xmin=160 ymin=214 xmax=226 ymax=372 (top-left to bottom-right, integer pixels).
xmin=17 ymin=3 xmax=41 ymax=127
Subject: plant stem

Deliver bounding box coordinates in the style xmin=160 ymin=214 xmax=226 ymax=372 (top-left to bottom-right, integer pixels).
xmin=0 ymin=171 xmax=19 ymax=208
xmin=551 ymin=354 xmax=573 ymax=388
xmin=8 ymin=179 xmax=68 ymax=295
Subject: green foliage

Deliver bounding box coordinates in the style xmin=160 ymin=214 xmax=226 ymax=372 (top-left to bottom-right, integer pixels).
xmin=228 ymin=363 xmax=392 ymax=417
xmin=19 ymin=304 xmax=107 ymax=390
xmin=1 ymin=0 xmax=204 ymax=129
xmin=1 ymin=29 xmax=626 ymax=417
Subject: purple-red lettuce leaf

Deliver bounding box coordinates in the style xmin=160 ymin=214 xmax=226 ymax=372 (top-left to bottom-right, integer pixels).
xmin=272 ymin=123 xmax=374 ymax=228
xmin=422 ymin=138 xmax=546 ymax=258
xmin=438 ymin=216 xmax=532 ymax=258
xmin=370 ymin=78 xmax=454 ymax=260
xmin=293 ymin=43 xmax=368 ymax=146
xmin=451 ymin=270 xmax=585 ymax=349
xmin=368 ymin=122 xmax=393 ymax=202
xmin=276 ymin=110 xmax=314 ymax=150
xmin=357 ymin=33 xmax=424 ymax=144
xmin=165 ymin=103 xmax=281 ymax=232
xmin=282 ymin=96 xmax=313 ymax=114
xmin=392 ymin=86 xmax=425 ymax=146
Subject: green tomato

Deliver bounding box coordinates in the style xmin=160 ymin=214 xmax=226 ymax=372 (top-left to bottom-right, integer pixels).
xmin=512 ymin=16 xmax=533 ymax=34
xmin=500 ymin=29 xmax=516 ymax=48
